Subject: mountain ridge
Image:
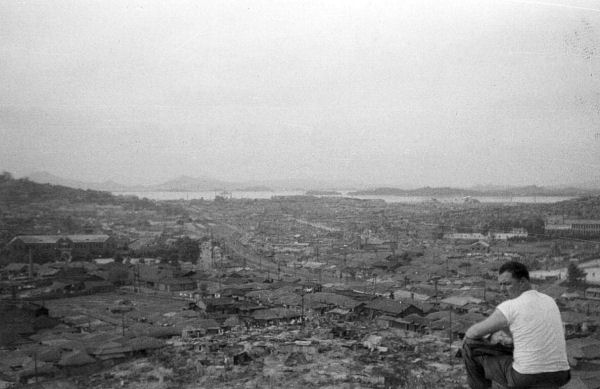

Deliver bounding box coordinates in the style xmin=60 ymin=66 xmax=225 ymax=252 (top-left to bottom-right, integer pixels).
xmin=24 ymin=171 xmax=600 ymax=195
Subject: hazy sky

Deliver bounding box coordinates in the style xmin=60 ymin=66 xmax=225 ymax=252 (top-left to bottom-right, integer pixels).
xmin=1 ymin=0 xmax=599 ymax=187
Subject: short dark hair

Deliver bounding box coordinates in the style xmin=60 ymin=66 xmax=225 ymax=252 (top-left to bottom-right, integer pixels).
xmin=498 ymin=261 xmax=530 ymax=281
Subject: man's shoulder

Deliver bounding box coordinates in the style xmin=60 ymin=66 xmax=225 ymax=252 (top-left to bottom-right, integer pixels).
xmin=515 ymin=290 xmax=557 ymax=308
xmin=497 ymin=290 xmax=539 ymax=309
xmin=528 ymin=289 xmax=555 ymax=302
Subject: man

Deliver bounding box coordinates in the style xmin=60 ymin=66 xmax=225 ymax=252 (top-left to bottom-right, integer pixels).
xmin=462 ymin=261 xmax=570 ymax=389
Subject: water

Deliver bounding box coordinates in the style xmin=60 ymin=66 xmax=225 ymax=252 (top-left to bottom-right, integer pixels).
xmin=114 ymin=190 xmax=575 ymax=204
xmin=115 ymin=190 xmax=304 ymax=201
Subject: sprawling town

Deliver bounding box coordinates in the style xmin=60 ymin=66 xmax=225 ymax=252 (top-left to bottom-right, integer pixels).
xmin=1 ymin=174 xmax=599 ymax=388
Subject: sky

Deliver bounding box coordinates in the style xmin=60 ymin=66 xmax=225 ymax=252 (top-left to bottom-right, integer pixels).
xmin=1 ymin=0 xmax=600 ymax=188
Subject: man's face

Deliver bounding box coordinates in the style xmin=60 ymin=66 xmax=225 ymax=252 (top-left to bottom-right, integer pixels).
xmin=498 ymin=271 xmax=524 ymax=299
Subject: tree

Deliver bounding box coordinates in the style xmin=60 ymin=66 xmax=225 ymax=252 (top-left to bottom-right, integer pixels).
xmin=0 ymin=171 xmax=13 ymax=182
xmin=566 ymin=263 xmax=587 ymax=285
xmin=108 ymin=265 xmax=131 ymax=285
xmin=176 ymin=237 xmax=200 ymax=263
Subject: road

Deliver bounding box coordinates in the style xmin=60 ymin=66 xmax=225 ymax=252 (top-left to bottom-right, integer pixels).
xmin=186 ymin=206 xmax=344 ymax=284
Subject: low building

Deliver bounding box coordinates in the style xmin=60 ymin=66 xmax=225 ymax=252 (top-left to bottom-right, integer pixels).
xmin=251 ymin=307 xmax=302 ymax=325
xmin=545 ymin=216 xmax=600 ymax=237
xmin=156 ymin=277 xmax=197 ymax=292
xmin=443 ymin=233 xmax=487 ymax=241
xmin=363 ymin=298 xmax=424 ymax=318
xmin=488 ymin=228 xmax=528 ymax=240
xmin=585 ymin=288 xmax=600 ymax=300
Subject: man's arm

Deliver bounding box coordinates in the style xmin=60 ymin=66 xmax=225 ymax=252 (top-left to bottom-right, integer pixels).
xmin=464 ymin=309 xmax=509 ymax=340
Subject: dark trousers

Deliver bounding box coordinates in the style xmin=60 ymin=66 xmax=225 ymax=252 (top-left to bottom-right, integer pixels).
xmin=462 ymin=339 xmax=570 ymax=389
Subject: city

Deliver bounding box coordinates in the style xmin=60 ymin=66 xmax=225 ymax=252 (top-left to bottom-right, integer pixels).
xmin=1 ymin=173 xmax=599 ymax=388
xmin=2 ymin=1 xmax=600 ymax=388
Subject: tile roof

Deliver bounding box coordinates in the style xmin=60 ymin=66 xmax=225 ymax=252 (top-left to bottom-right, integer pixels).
xmin=304 ymin=292 xmax=361 ymax=309
xmin=127 ymin=336 xmax=165 ymax=351
xmin=69 ymin=234 xmax=111 ymax=242
xmin=365 ymin=298 xmax=420 ymax=315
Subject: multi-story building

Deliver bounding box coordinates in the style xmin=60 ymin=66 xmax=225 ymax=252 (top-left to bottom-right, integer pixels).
xmin=7 ymin=234 xmax=116 ymax=262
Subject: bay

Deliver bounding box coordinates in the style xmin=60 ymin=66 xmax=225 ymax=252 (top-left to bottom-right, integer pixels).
xmin=114 ymin=191 xmax=574 ymax=204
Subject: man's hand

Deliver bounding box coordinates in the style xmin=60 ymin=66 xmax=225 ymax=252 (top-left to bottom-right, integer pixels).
xmin=489 ymin=330 xmax=513 ymax=346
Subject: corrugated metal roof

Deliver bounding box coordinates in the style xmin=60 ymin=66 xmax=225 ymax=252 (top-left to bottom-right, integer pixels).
xmin=365 ymin=298 xmax=416 ymax=315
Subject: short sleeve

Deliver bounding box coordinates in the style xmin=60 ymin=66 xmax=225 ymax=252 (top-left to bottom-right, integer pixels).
xmin=496 ymin=300 xmax=514 ymax=325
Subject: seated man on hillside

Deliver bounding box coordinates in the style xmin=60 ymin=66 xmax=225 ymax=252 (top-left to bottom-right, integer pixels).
xmin=462 ymin=261 xmax=570 ymax=389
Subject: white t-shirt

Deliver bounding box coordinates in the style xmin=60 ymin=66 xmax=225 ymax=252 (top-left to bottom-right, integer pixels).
xmin=496 ymin=290 xmax=570 ymax=374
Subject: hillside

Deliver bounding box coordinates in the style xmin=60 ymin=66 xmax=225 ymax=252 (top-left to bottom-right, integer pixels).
xmin=0 ymin=172 xmax=166 ymax=251
xmin=0 ymin=172 xmax=133 ymax=206
xmin=538 ymin=195 xmax=600 ymax=220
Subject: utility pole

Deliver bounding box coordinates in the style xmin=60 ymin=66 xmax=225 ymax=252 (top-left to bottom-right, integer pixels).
xmin=483 ymin=280 xmax=486 ymax=302
xmin=372 ymin=272 xmax=376 ymax=295
xmin=449 ymin=309 xmax=454 ymax=366
xmin=34 ymin=352 xmax=38 ymax=384
xmin=448 ymin=309 xmax=453 ymax=346
xmin=28 ymin=247 xmax=33 ymax=280
xmin=301 ymin=290 xmax=305 ymax=327
xmin=134 ymin=263 xmax=140 ymax=292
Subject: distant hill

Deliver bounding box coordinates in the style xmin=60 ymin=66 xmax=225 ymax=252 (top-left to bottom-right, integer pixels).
xmin=0 ymin=172 xmax=123 ymax=205
xmin=153 ymin=175 xmax=237 ymax=191
xmin=537 ymin=195 xmax=600 ymax=219
xmin=26 ymin=172 xmax=358 ymax=192
xmin=28 ymin=171 xmax=132 ymax=192
xmin=348 ymin=185 xmax=599 ymax=197
xmin=24 ymin=172 xmax=599 ymax=195
xmin=27 ymin=172 xmax=237 ymax=192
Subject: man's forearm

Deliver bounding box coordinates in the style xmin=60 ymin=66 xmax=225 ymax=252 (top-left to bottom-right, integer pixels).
xmin=465 ymin=324 xmax=488 ymax=340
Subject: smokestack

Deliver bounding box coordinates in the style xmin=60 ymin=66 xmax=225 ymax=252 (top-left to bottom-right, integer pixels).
xmin=28 ymin=247 xmax=33 ymax=279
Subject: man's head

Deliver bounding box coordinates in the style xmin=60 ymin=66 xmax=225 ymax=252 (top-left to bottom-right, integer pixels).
xmin=498 ymin=261 xmax=531 ymax=299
